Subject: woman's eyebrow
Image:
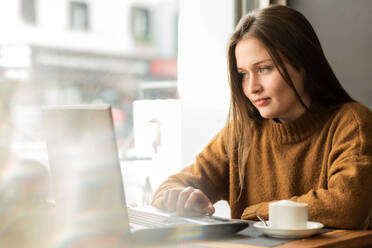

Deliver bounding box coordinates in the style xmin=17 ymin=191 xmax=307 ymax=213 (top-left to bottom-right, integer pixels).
xmin=237 ymin=58 xmax=272 ymax=71
xmin=253 ymin=58 xmax=272 ymax=66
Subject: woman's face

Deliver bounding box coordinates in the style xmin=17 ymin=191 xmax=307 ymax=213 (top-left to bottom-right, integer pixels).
xmin=235 ymin=37 xmax=310 ymax=123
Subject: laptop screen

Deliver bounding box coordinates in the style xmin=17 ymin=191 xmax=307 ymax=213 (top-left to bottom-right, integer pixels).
xmin=42 ymin=104 xmax=130 ymax=235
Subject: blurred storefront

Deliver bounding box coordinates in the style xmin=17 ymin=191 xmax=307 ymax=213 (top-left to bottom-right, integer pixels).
xmin=0 ymin=0 xmax=179 ymax=160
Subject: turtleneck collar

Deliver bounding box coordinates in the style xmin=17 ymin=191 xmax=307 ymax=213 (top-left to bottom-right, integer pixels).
xmin=262 ymin=109 xmax=328 ymax=144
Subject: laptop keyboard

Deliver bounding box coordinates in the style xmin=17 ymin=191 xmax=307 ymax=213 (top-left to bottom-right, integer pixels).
xmin=128 ymin=208 xmax=194 ymax=228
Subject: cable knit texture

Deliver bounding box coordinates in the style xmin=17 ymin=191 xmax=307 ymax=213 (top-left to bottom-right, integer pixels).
xmin=152 ymin=102 xmax=372 ymax=229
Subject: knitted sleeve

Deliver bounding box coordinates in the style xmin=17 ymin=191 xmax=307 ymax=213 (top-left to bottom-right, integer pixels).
xmin=242 ymin=103 xmax=372 ymax=229
xmin=151 ymin=126 xmax=230 ymax=207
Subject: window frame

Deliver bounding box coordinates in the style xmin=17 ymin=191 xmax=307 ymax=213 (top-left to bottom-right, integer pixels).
xmin=131 ymin=6 xmax=151 ymax=43
xmin=20 ymin=0 xmax=37 ymax=25
xmin=69 ymin=1 xmax=90 ymax=31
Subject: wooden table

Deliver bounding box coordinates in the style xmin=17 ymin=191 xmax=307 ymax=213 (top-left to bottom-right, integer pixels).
xmin=186 ymin=229 xmax=372 ymax=248
xmin=2 ymin=204 xmax=372 ymax=248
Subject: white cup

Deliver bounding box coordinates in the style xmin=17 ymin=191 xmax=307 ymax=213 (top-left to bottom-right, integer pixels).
xmin=269 ymin=200 xmax=308 ymax=229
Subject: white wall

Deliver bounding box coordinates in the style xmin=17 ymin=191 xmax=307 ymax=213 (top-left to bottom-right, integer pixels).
xmin=153 ymin=2 xmax=178 ymax=58
xmin=288 ymin=0 xmax=372 ymax=110
xmin=178 ymin=0 xmax=234 ymax=167
xmin=0 ymin=0 xmax=177 ymax=57
xmin=33 ymin=0 xmax=133 ymax=54
xmin=0 ymin=1 xmax=21 ymax=44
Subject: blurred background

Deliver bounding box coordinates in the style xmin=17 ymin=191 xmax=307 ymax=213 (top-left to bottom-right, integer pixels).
xmin=0 ymin=0 xmax=180 ymax=245
xmin=0 ymin=0 xmax=179 ymax=207
xmin=0 ymin=0 xmax=178 ymax=161
xmin=0 ymin=0 xmax=371 ymax=246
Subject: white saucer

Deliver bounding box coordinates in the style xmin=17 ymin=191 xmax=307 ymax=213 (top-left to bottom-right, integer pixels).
xmin=253 ymin=221 xmax=324 ymax=239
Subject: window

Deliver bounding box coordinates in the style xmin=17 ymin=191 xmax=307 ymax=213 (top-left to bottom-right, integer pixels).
xmin=236 ymin=0 xmax=286 ymax=24
xmin=69 ymin=1 xmax=89 ymax=31
xmin=1 ymin=0 xmax=179 ymax=209
xmin=173 ymin=13 xmax=179 ymax=56
xmin=131 ymin=7 xmax=151 ymax=43
xmin=21 ymin=0 xmax=37 ymax=24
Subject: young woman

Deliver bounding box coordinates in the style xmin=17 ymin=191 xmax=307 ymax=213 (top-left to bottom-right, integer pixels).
xmin=151 ymin=5 xmax=372 ymax=229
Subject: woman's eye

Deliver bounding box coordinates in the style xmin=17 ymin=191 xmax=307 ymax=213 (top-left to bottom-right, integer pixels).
xmin=258 ymin=66 xmax=272 ymax=73
xmin=239 ymin=72 xmax=248 ymax=78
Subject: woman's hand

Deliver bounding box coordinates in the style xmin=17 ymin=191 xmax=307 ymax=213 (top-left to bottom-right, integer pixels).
xmin=152 ymin=187 xmax=215 ymax=216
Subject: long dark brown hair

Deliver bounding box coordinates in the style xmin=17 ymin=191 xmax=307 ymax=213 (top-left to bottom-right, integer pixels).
xmin=225 ymin=5 xmax=354 ymax=191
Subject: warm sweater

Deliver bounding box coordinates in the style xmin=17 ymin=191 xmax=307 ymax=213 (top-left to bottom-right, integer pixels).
xmin=152 ymin=102 xmax=372 ymax=229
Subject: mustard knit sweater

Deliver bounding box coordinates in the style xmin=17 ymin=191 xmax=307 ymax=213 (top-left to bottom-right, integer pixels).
xmin=152 ymin=102 xmax=372 ymax=229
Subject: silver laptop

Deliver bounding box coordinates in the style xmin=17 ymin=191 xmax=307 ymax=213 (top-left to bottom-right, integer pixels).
xmin=41 ymin=104 xmax=249 ymax=242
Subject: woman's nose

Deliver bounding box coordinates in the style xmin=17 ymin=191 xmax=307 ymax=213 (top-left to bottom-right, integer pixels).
xmin=246 ymin=75 xmax=262 ymax=94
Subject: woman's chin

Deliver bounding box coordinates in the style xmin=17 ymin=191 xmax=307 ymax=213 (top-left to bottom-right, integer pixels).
xmin=258 ymin=111 xmax=276 ymax=120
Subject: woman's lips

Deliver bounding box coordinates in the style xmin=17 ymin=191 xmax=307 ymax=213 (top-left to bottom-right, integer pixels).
xmin=254 ymin=98 xmax=271 ymax=107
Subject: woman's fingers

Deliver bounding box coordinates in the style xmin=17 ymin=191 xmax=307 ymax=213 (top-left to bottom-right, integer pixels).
xmin=184 ymin=189 xmax=215 ymax=215
xmin=151 ymin=196 xmax=165 ymax=210
xmin=156 ymin=187 xmax=214 ymax=216
xmin=204 ymin=203 xmax=215 ymax=216
xmin=176 ymin=187 xmax=194 ymax=215
xmin=166 ymin=189 xmax=180 ymax=212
